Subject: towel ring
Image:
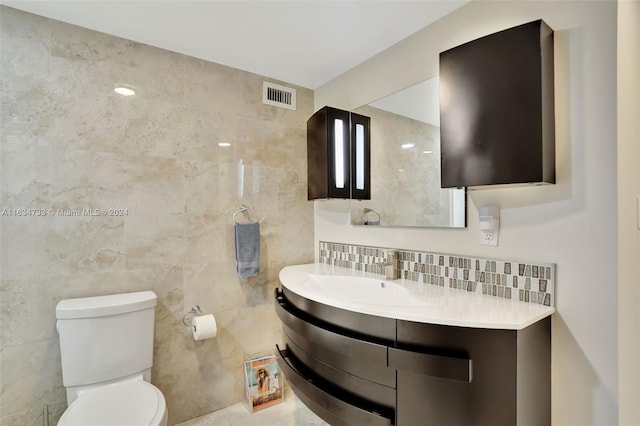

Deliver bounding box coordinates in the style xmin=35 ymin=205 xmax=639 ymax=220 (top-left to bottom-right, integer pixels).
xmin=362 ymin=208 xmax=381 ymax=225
xmin=233 ymin=205 xmax=265 ymax=225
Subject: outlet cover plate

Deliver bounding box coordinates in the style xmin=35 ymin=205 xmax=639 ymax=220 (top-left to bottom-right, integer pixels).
xmin=480 ymin=231 xmax=499 ymax=246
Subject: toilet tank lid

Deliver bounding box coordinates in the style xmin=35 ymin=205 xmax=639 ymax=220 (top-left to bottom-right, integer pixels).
xmin=56 ymin=291 xmax=157 ymax=319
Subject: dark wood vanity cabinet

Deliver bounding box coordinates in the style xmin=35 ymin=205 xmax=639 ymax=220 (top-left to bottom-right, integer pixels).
xmin=439 ymin=19 xmax=555 ymax=188
xmin=395 ymin=319 xmax=551 ymax=426
xmin=274 ymin=288 xmax=551 ymax=426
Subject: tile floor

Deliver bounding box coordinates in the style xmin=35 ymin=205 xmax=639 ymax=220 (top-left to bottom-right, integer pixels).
xmin=175 ymin=392 xmax=328 ymax=426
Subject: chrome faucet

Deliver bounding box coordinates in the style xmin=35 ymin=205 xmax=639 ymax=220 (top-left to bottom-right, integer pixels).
xmin=375 ymin=250 xmax=399 ymax=280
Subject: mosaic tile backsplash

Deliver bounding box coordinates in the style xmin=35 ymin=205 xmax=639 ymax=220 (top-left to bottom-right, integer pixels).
xmin=319 ymin=241 xmax=555 ymax=307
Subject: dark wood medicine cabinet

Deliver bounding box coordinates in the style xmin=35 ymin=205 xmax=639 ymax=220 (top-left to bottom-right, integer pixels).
xmin=439 ymin=19 xmax=556 ymax=188
xmin=307 ymin=106 xmax=371 ymax=200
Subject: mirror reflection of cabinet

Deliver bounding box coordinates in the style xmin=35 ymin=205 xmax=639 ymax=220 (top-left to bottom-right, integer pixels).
xmin=307 ymin=106 xmax=371 ymax=200
xmin=351 ymin=77 xmax=466 ymax=228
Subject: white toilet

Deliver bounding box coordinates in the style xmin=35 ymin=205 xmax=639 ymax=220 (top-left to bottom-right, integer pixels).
xmin=56 ymin=291 xmax=168 ymax=426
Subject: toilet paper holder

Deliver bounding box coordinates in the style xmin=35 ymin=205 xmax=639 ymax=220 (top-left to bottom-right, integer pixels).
xmin=181 ymin=305 xmax=201 ymax=327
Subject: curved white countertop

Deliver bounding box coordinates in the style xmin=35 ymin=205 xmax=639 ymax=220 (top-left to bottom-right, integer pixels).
xmin=279 ymin=263 xmax=555 ymax=330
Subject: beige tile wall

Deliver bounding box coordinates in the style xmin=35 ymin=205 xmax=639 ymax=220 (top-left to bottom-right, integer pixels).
xmin=0 ymin=6 xmax=314 ymax=425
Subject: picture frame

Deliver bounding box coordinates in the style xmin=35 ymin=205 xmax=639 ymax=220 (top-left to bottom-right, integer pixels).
xmin=243 ymin=352 xmax=284 ymax=412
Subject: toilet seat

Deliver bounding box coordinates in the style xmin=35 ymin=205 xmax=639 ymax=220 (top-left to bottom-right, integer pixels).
xmin=58 ymin=378 xmax=167 ymax=426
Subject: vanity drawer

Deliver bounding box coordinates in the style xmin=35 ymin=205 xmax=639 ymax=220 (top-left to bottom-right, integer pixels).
xmin=275 ymin=289 xmax=390 ymax=370
xmin=282 ymin=287 xmax=396 ymax=341
xmin=276 ymin=344 xmax=394 ymax=426
xmin=284 ymin=327 xmax=397 ymax=406
xmin=282 ymin=323 xmax=396 ymax=387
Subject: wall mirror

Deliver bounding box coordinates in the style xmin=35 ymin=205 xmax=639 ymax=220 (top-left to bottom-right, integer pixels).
xmin=350 ymin=76 xmax=466 ymax=228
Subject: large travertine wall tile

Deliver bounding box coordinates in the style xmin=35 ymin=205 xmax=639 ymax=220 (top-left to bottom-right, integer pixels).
xmin=184 ymin=262 xmax=246 ymax=313
xmin=0 ymin=339 xmax=66 ymax=414
xmin=1 ymin=271 xmax=130 ymax=346
xmin=52 ymin=271 xmax=130 ymax=302
xmin=233 ymin=303 xmax=283 ymax=356
xmin=0 ymin=35 xmax=50 ymax=80
xmin=0 ymin=144 xmax=52 ymax=208
xmin=0 ymin=277 xmax=56 ymax=347
xmin=49 ymin=19 xmax=133 ymax=62
xmin=0 ymin=78 xmax=55 ymax=146
xmin=47 ymin=216 xmax=126 ymax=274
xmin=0 ymin=6 xmax=50 ymax=39
xmin=1 ymin=5 xmax=313 ymax=425
xmin=50 ymin=150 xmax=130 ymax=209
xmin=0 ymin=370 xmax=65 ymax=418
xmin=183 ymin=57 xmax=264 ymax=120
xmin=1 ymin=217 xmax=55 ymax=281
xmin=164 ymin=109 xmax=225 ymax=162
xmin=124 ymin=99 xmax=194 ymax=159
xmin=111 ymin=43 xmax=185 ymax=104
xmin=47 ymin=88 xmax=129 ymax=154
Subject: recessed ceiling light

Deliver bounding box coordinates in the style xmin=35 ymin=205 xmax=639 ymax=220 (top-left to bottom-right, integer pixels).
xmin=401 ymin=143 xmax=414 ymax=149
xmin=398 ymin=169 xmax=405 ymax=172
xmin=114 ymin=87 xmax=135 ymax=96
xmin=218 ymin=142 xmax=231 ymax=147
xmin=422 ymin=150 xmax=433 ymax=154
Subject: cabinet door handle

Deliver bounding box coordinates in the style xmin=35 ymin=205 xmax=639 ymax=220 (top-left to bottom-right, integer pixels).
xmin=388 ymin=347 xmax=472 ymax=383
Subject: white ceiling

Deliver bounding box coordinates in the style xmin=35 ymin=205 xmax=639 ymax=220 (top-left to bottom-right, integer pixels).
xmin=2 ymin=0 xmax=467 ymax=89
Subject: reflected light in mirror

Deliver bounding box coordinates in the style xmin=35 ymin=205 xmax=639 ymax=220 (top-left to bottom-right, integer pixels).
xmin=401 ymin=143 xmax=415 ymax=149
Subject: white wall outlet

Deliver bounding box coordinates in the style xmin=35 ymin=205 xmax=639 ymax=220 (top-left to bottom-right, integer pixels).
xmin=479 ymin=206 xmax=500 ymax=247
xmin=481 ymin=230 xmax=499 ymax=246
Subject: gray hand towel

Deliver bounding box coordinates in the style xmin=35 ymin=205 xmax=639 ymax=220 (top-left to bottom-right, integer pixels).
xmin=234 ymin=222 xmax=260 ymax=278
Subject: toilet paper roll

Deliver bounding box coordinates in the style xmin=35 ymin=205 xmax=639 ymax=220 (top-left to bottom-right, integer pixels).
xmin=192 ymin=314 xmax=217 ymax=341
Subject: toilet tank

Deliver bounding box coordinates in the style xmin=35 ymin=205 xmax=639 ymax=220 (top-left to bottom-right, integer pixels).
xmin=56 ymin=291 xmax=157 ymax=387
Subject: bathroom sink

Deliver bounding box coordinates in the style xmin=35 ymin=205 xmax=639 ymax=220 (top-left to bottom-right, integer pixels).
xmin=305 ymin=274 xmax=428 ymax=307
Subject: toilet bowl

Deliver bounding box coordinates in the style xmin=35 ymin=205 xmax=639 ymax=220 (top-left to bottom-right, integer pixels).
xmin=58 ymin=376 xmax=167 ymax=426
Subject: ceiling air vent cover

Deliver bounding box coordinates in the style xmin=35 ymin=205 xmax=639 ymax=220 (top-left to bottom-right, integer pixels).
xmin=263 ymin=81 xmax=296 ymax=110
